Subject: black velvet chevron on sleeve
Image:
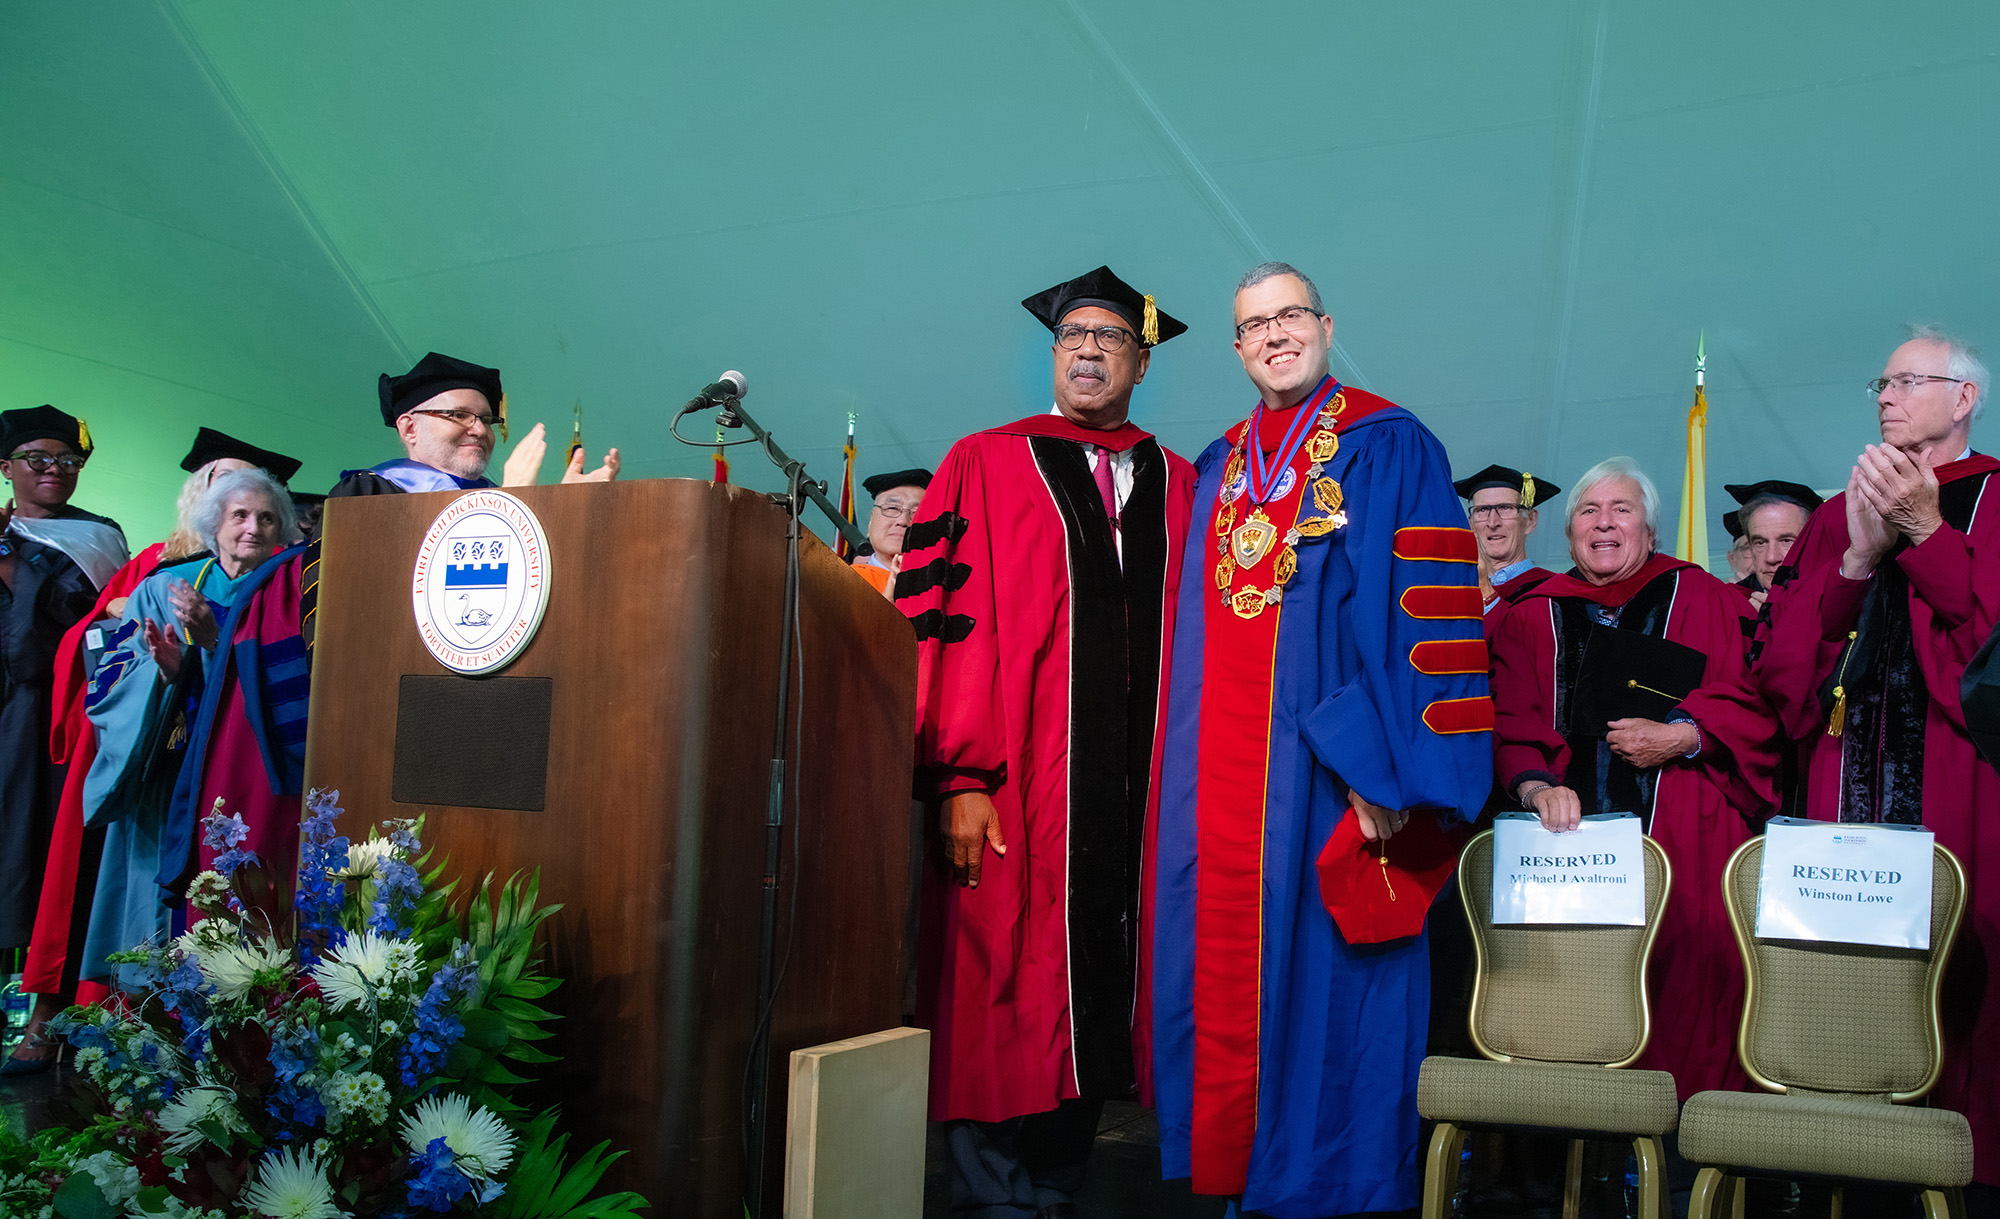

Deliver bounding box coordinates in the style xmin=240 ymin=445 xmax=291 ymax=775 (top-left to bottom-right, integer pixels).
xmin=902 ymin=511 xmax=969 ymax=553
xmin=908 ymin=608 xmax=975 ymax=643
xmin=893 ymin=556 xmax=972 ymax=600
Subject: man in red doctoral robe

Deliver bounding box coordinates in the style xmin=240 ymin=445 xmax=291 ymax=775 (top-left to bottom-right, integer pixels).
xmin=1492 ymin=459 xmax=1779 ymax=1108
xmin=1757 ymin=326 xmax=2000 ymax=1204
xmin=899 ymin=265 xmax=1196 ymax=1218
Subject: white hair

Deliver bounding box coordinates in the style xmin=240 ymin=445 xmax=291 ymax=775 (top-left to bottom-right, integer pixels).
xmin=191 ymin=467 xmax=299 ymax=556
xmin=1567 ymin=456 xmax=1661 ymax=536
xmin=1905 ymin=323 xmax=1989 ymax=422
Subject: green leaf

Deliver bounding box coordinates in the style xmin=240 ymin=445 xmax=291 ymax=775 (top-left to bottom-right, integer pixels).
xmin=52 ymin=1172 xmax=119 ymax=1219
xmin=461 ymin=1006 xmax=512 ymax=1051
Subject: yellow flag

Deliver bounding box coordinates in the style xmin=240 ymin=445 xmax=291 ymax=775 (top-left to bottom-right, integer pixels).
xmin=1674 ymin=334 xmax=1709 ymax=565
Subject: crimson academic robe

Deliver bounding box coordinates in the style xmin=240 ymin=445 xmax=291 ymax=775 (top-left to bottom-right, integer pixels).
xmin=1155 ymin=386 xmax=1495 ymax=1215
xmin=900 ymin=413 xmax=1195 ymax=1123
xmin=22 ymin=543 xmax=164 ymax=998
xmin=1755 ymin=454 xmax=2000 ymax=1184
xmin=1492 ymin=554 xmax=1779 ymax=1100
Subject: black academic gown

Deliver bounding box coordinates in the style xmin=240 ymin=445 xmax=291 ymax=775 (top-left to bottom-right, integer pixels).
xmin=0 ymin=537 xmax=99 ymax=946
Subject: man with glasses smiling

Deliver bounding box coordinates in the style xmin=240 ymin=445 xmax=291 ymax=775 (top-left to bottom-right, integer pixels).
xmin=899 ymin=265 xmax=1194 ymax=1218
xmin=1152 ymin=262 xmax=1491 ymax=1216
xmin=1452 ymin=463 xmax=1561 ymax=615
xmin=1757 ymin=323 xmax=2000 ymax=1206
xmin=849 ymin=467 xmax=930 ymax=598
xmin=328 ymin=351 xmax=619 ymax=498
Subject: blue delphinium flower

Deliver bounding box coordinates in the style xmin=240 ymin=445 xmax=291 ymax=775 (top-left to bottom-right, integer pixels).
xmin=406 ymin=1136 xmax=475 ymax=1211
xmin=266 ymin=1076 xmax=326 ymax=1136
xmin=159 ymin=956 xmax=210 ymax=1020
xmin=396 ymin=948 xmax=475 ymax=1088
xmin=268 ymin=1021 xmax=321 ymax=1082
xmin=202 ymin=805 xmax=263 ymax=876
xmin=295 ymin=788 xmax=351 ymax=966
xmin=368 ymin=819 xmax=426 ymax=938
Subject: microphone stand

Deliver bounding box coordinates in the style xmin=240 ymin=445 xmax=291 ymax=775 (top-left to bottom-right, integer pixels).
xmin=690 ymin=393 xmax=866 ymax=1218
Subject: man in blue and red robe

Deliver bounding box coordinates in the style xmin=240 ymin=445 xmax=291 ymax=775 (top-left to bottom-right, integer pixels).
xmin=899 ymin=266 xmax=1195 ymax=1218
xmin=1153 ymin=262 xmax=1493 ymax=1217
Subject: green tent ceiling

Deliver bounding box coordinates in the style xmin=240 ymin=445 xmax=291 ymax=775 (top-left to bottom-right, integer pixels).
xmin=5 ymin=1 xmax=1996 ymax=560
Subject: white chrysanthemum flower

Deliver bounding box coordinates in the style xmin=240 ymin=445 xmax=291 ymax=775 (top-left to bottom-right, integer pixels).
xmin=76 ymin=1150 xmax=141 ymax=1205
xmin=400 ymin=1093 xmax=517 ymax=1180
xmin=198 ymin=937 xmax=292 ymax=1001
xmin=309 ymin=932 xmax=421 ymax=1010
xmin=157 ymin=1085 xmax=249 ymax=1154
xmin=238 ymin=1147 xmax=343 ymax=1219
xmin=186 ymin=870 xmax=234 ymax=916
xmin=176 ymin=918 xmax=237 ymax=956
xmin=330 ymin=836 xmax=395 ymax=882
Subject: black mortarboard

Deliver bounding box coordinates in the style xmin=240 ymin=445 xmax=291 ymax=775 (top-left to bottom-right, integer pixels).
xmin=378 ymin=352 xmax=504 ymax=427
xmin=1724 ymin=480 xmax=1824 ymax=512
xmin=1723 ymin=510 xmax=1745 ymax=540
xmin=862 ymin=468 xmax=932 ymax=498
xmin=1021 ymin=265 xmax=1186 ymax=347
xmin=291 ymin=492 xmax=328 ymax=510
xmin=1566 ymin=624 xmax=1708 ymax=736
xmin=1 ymin=405 xmax=92 ymax=454
xmin=1452 ymin=464 xmax=1560 ymax=508
xmin=180 ymin=426 xmax=302 ymax=483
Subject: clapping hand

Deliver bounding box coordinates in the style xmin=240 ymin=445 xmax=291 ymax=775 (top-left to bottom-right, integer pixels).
xmin=501 ymin=423 xmax=549 ymax=487
xmin=143 ymin=617 xmax=184 ymax=681
xmin=1842 ymin=462 xmax=1900 ymax=579
xmin=1853 ymin=444 xmax=1942 ymax=546
xmin=167 ymin=579 xmax=217 ymax=650
xmin=560 ymin=445 xmax=620 ymax=483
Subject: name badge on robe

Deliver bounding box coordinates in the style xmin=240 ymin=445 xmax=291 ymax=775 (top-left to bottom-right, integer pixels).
xmin=1755 ymin=817 xmax=1936 ymax=949
xmin=1490 ymin=812 xmax=1646 ymax=925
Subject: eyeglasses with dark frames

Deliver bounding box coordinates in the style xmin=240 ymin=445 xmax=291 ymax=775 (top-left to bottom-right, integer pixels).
xmin=1053 ymin=323 xmax=1136 ymax=353
xmin=1235 ymin=306 xmax=1324 ymax=343
xmin=5 ymin=450 xmax=88 ymax=474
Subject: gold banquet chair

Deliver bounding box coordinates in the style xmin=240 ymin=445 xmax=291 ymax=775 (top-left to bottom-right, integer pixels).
xmin=1679 ymin=836 xmax=1972 ymax=1219
xmin=1416 ymin=829 xmax=1677 ymax=1219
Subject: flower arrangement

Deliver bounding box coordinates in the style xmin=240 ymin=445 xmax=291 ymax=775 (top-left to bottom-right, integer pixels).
xmin=0 ymin=790 xmax=648 ymax=1218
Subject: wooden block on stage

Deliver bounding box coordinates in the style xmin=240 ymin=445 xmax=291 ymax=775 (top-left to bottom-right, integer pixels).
xmin=784 ymin=1027 xmax=929 ymax=1219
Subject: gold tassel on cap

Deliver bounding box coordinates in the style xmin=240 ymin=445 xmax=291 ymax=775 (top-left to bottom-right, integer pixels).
xmin=495 ymin=393 xmax=510 ymax=444
xmin=1521 ymin=471 xmax=1537 ymax=509
xmin=76 ymin=417 xmax=93 ymax=453
xmin=1142 ymin=294 xmax=1159 ymax=346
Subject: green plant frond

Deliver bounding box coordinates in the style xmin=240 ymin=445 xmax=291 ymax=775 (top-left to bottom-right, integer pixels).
xmin=490 ymin=1112 xmax=651 ymax=1219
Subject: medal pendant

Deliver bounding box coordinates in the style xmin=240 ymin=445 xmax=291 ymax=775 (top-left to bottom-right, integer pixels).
xmin=1313 ymin=477 xmax=1344 ymax=516
xmin=1231 ymin=587 xmax=1269 ymax=619
xmin=1274 ymin=545 xmax=1298 ymax=585
xmin=1231 ymin=509 xmax=1279 ymax=569
xmin=1215 ymin=551 xmax=1235 ymax=590
xmin=1215 ymin=501 xmax=1238 ymax=538
xmin=1294 ymin=514 xmax=1338 ymax=538
xmin=1307 ymin=430 xmax=1338 ymax=463
xmin=1318 ymin=392 xmax=1348 ymax=428
xmin=1223 ymin=448 xmax=1247 ymax=487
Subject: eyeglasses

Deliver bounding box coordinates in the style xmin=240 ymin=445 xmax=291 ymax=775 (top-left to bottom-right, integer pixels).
xmin=1235 ymin=305 xmax=1324 ymax=343
xmin=1867 ymin=374 xmax=1965 ymax=397
xmin=872 ymin=500 xmax=920 ymax=520
xmin=1054 ymin=323 xmax=1136 ymax=352
xmin=1469 ymin=504 xmax=1528 ymax=523
xmin=409 ymin=407 xmax=501 ymax=431
xmin=5 ymin=451 xmax=87 ymax=474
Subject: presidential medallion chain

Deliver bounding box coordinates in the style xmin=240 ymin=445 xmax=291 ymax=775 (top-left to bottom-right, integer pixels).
xmin=1214 ymin=390 xmax=1354 ymax=619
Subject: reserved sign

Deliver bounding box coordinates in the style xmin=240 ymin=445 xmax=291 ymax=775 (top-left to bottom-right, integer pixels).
xmin=1755 ymin=818 xmax=1935 ymax=949
xmin=1491 ymin=813 xmax=1646 ymax=925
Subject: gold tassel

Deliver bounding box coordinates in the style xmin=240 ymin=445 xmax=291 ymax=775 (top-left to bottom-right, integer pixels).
xmin=1521 ymin=471 xmax=1537 ymax=509
xmin=75 ymin=416 xmax=93 ymax=453
xmin=1379 ymin=840 xmax=1397 ymax=901
xmin=495 ymin=392 xmax=510 ymax=443
xmin=1827 ymin=687 xmax=1846 ymax=737
xmin=1142 ymin=294 xmax=1159 ymax=346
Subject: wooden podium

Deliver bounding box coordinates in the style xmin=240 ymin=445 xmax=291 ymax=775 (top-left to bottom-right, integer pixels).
xmin=303 ymin=479 xmax=916 ymax=1214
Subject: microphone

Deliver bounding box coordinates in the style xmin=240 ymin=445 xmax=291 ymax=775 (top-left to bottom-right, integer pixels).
xmin=696 ymin=370 xmax=747 ymax=402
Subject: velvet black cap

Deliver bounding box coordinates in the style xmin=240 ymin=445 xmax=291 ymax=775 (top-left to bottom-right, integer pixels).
xmin=378 ymin=352 xmax=503 ymax=426
xmin=1451 ymin=463 xmax=1560 ymax=508
xmin=1021 ymin=265 xmax=1186 ymax=347
xmin=180 ymin=426 xmax=302 ymax=483
xmin=862 ymin=468 xmax=932 ymax=498
xmin=1 ymin=405 xmax=91 ymax=454
xmin=1723 ymin=479 xmax=1824 ymax=512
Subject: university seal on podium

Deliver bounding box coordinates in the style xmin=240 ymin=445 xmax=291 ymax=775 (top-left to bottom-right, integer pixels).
xmin=410 ymin=489 xmax=551 ymax=675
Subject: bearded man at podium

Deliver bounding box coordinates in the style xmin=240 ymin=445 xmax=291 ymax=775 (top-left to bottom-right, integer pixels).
xmin=897 ymin=266 xmax=1197 ymax=1217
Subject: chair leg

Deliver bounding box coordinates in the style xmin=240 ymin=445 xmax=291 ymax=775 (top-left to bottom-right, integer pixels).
xmin=1631 ymin=1135 xmax=1667 ymax=1219
xmin=1562 ymin=1138 xmax=1585 ymax=1219
xmin=1920 ymin=1186 xmax=1962 ymax=1219
xmin=1420 ymin=1121 xmax=1468 ymax=1219
xmin=1831 ymin=1184 xmax=1843 ymax=1219
xmin=1689 ymin=1167 xmax=1729 ymax=1219
xmin=1731 ymin=1176 xmax=1746 ymax=1219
